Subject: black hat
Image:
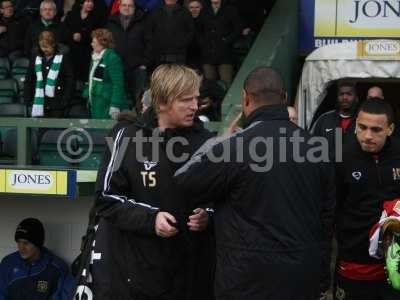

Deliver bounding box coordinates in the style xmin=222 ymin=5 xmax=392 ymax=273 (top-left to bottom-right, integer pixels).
xmin=15 ymin=218 xmax=45 ymax=248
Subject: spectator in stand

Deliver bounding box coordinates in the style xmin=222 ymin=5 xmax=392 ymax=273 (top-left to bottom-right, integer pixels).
xmin=185 ymin=0 xmax=202 ymax=70
xmin=367 ymin=86 xmax=384 ymax=100
xmin=64 ymin=0 xmax=106 ymax=83
xmin=197 ymin=78 xmax=224 ymax=121
xmin=83 ymin=28 xmax=127 ymax=119
xmin=146 ymin=0 xmax=194 ymax=68
xmin=198 ymin=0 xmax=242 ymax=88
xmin=110 ymin=0 xmax=161 ymax=14
xmin=0 ymin=218 xmax=74 ymax=299
xmin=24 ymin=0 xmax=66 ymax=56
xmin=24 ymin=30 xmax=74 ymax=118
xmin=107 ymin=0 xmax=147 ymax=106
xmin=0 ymin=0 xmax=27 ymax=61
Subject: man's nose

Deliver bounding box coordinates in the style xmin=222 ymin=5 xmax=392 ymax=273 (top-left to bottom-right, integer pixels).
xmin=365 ymin=129 xmax=373 ymax=140
xmin=191 ymin=99 xmax=198 ymax=111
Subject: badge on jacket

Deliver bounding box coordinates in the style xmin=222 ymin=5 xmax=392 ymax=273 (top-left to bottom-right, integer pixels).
xmin=93 ymin=64 xmax=105 ymax=82
xmin=36 ymin=280 xmax=49 ymax=293
xmin=393 ymin=168 xmax=400 ymax=181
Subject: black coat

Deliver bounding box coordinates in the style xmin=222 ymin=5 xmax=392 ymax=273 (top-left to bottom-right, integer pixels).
xmin=198 ymin=3 xmax=242 ymax=64
xmin=91 ymin=108 xmax=215 ymax=298
xmin=107 ymin=10 xmax=148 ymax=70
xmin=64 ymin=8 xmax=105 ymax=80
xmin=336 ymin=137 xmax=400 ymax=265
xmin=146 ymin=4 xmax=194 ymax=65
xmin=175 ymin=105 xmax=336 ymax=300
xmin=24 ymin=19 xmax=66 ymax=56
xmin=0 ymin=15 xmax=27 ymax=56
xmin=24 ymin=51 xmax=74 ymax=116
xmin=311 ymin=110 xmax=356 ymax=160
xmin=186 ymin=16 xmax=202 ymax=69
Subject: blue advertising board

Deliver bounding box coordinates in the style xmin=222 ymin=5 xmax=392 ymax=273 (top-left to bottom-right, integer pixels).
xmin=300 ymin=0 xmax=400 ymax=54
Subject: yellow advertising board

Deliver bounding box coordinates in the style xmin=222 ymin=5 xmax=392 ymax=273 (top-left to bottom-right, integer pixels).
xmin=315 ymin=0 xmax=400 ymax=37
xmin=0 ymin=169 xmax=76 ymax=197
xmin=357 ymin=40 xmax=400 ymax=59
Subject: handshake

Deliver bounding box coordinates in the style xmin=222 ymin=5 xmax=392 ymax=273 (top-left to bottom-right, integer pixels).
xmin=155 ymin=208 xmax=209 ymax=238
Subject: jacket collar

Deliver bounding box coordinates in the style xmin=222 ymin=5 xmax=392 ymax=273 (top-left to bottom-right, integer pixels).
xmin=135 ymin=107 xmax=205 ymax=136
xmin=243 ymin=105 xmax=289 ymax=128
xmin=110 ymin=9 xmax=145 ymax=27
xmin=352 ymin=135 xmax=400 ymax=162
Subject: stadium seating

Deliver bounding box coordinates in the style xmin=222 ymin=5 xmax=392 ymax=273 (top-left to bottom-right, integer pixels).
xmin=0 ymin=57 xmax=10 ymax=80
xmin=11 ymin=57 xmax=29 ymax=99
xmin=0 ymin=79 xmax=18 ymax=104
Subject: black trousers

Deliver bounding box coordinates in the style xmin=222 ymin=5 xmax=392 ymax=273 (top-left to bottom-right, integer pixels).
xmin=335 ymin=274 xmax=400 ymax=300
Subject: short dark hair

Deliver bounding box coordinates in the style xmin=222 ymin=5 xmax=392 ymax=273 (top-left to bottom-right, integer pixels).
xmin=358 ymin=98 xmax=394 ymax=125
xmin=243 ymin=66 xmax=285 ymax=105
xmin=337 ymin=81 xmax=357 ymax=94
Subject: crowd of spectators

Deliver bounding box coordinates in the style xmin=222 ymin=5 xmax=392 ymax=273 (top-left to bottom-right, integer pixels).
xmin=0 ymin=0 xmax=274 ymax=120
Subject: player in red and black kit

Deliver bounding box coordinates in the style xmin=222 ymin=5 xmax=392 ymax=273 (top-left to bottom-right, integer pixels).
xmin=311 ymin=81 xmax=359 ymax=297
xmin=311 ymin=81 xmax=359 ymax=161
xmin=335 ymin=98 xmax=400 ymax=300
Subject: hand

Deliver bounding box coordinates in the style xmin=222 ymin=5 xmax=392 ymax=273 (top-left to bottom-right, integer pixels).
xmin=155 ymin=212 xmax=179 ymax=237
xmin=73 ymin=32 xmax=82 ymax=42
xmin=242 ymin=27 xmax=251 ymax=36
xmin=199 ymin=97 xmax=211 ymax=111
xmin=226 ymin=112 xmax=243 ymax=134
xmin=0 ymin=26 xmax=7 ymax=34
xmin=109 ymin=106 xmax=120 ymax=119
xmin=187 ymin=208 xmax=209 ymax=232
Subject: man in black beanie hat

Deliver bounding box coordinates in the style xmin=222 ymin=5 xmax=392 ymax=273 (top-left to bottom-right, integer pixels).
xmin=14 ymin=218 xmax=45 ymax=262
xmin=0 ymin=218 xmax=74 ymax=299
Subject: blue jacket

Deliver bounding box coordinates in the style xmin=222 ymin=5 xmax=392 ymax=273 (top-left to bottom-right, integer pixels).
xmin=0 ymin=248 xmax=74 ymax=300
xmin=136 ymin=0 xmax=162 ymax=12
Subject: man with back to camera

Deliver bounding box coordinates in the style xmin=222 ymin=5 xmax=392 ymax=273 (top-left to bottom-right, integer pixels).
xmin=174 ymin=66 xmax=336 ymax=300
xmin=335 ymin=98 xmax=400 ymax=300
xmin=0 ymin=218 xmax=74 ymax=300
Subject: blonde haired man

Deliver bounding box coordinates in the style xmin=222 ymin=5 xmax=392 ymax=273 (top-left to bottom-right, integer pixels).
xmin=85 ymin=64 xmax=215 ymax=299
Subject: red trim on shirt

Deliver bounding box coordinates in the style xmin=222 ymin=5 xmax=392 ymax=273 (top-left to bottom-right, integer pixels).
xmin=341 ymin=118 xmax=352 ymax=132
xmin=338 ymin=260 xmax=386 ymax=281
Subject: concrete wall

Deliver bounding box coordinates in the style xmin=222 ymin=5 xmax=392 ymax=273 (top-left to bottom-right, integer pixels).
xmin=0 ymin=195 xmax=93 ymax=265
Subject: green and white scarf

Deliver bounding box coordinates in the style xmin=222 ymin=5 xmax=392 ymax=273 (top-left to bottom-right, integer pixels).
xmin=33 ymin=54 xmax=63 ymax=107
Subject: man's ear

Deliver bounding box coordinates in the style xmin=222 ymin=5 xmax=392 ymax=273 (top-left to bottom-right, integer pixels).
xmin=283 ymin=91 xmax=288 ymax=104
xmin=388 ymin=123 xmax=395 ymax=136
xmin=241 ymin=89 xmax=250 ymax=108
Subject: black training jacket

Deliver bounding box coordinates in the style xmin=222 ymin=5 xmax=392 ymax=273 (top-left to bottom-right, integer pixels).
xmin=91 ymin=108 xmax=214 ymax=299
xmin=175 ymin=105 xmax=336 ymax=299
xmin=336 ymin=137 xmax=400 ymax=265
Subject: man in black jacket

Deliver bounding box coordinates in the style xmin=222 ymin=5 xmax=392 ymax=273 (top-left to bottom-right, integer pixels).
xmin=107 ymin=0 xmax=148 ymax=105
xmin=174 ymin=66 xmax=336 ymax=300
xmin=0 ymin=0 xmax=27 ymax=60
xmin=24 ymin=0 xmax=66 ymax=56
xmin=335 ymin=98 xmax=400 ymax=300
xmin=145 ymin=0 xmax=194 ymax=68
xmin=311 ymin=81 xmax=359 ymax=160
xmin=83 ymin=64 xmax=214 ymax=300
xmin=198 ymin=0 xmax=242 ymax=88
